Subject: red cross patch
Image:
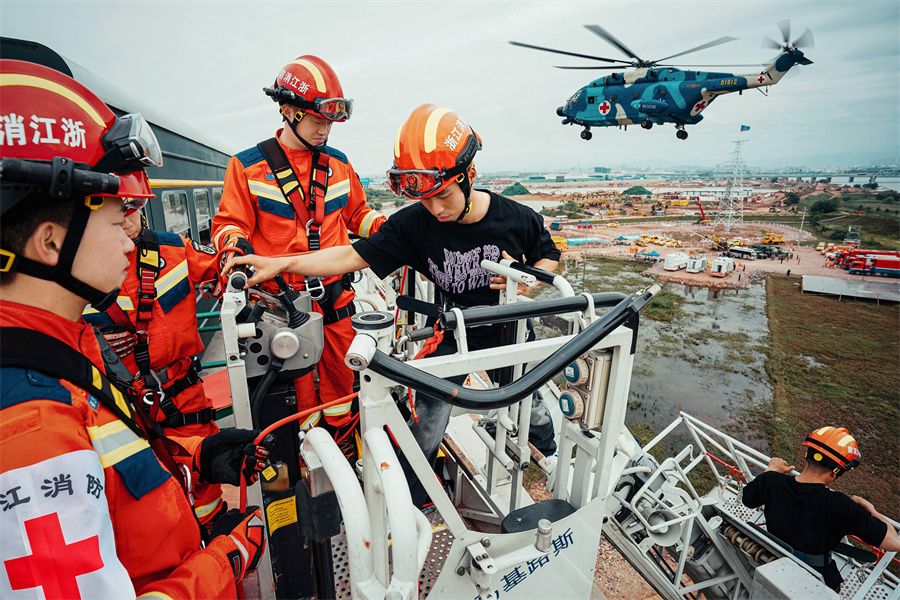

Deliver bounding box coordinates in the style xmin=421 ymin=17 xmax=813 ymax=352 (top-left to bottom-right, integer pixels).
xmin=4 ymin=513 xmax=104 ymax=600
xmin=757 ymin=75 xmax=766 ymax=84
xmin=693 ymin=100 xmax=707 ymax=112
xmin=598 ymin=101 xmax=611 ymax=115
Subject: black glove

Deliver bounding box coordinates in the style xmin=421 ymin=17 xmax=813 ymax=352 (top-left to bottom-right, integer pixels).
xmin=198 ymin=428 xmax=271 ymax=486
xmin=209 ymin=506 xmax=266 ymax=582
xmin=234 ymin=237 xmax=255 ymax=256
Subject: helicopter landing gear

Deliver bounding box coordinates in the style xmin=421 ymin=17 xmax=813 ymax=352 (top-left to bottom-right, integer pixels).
xmin=641 ymin=119 xmax=653 ymax=130
xmin=580 ymin=128 xmax=592 ymax=140
xmin=675 ymin=126 xmax=688 ymax=140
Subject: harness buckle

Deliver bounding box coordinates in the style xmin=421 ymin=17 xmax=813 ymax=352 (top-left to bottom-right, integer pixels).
xmin=306 ymin=277 xmax=326 ymax=302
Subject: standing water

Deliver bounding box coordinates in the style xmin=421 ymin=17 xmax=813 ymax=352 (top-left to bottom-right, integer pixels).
xmin=532 ymin=257 xmax=773 ymax=451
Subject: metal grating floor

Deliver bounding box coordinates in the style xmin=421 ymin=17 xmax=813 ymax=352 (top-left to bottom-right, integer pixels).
xmin=331 ymin=510 xmax=454 ymax=599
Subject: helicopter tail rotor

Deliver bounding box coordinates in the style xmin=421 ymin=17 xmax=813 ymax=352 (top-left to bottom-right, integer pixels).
xmin=762 ymin=20 xmax=815 ymax=52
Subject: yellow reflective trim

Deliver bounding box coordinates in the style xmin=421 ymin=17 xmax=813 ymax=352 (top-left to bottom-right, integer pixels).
xmin=194 ymin=496 xmax=223 ymax=519
xmin=138 ymin=592 xmax=175 ymax=600
xmin=322 ymin=402 xmax=352 ymax=417
xmin=140 ymin=248 xmax=159 ymax=268
xmin=249 ymin=181 xmax=291 ymax=205
xmin=0 ymin=73 xmax=106 ymax=126
xmin=298 ymin=412 xmax=321 ymax=431
xmin=155 ymin=260 xmax=188 ymax=296
xmin=97 ymin=438 xmax=149 ymax=469
xmin=837 ymin=435 xmax=855 ymax=447
xmin=323 ymin=179 xmax=351 ymax=202
xmin=423 ymin=107 xmax=452 ymax=153
xmin=358 ymin=211 xmax=382 ymax=238
xmin=291 ymin=59 xmax=325 ymax=92
xmin=275 ymin=169 xmax=292 ymax=180
xmin=214 ymin=225 xmax=243 ymax=250
xmin=110 ymin=387 xmax=131 ymax=418
xmin=86 ymin=419 xmax=130 ymax=440
xmin=82 ymin=295 xmax=133 ymax=315
xmin=91 ymin=366 xmax=103 ymax=391
xmin=283 ymin=181 xmax=299 ymax=195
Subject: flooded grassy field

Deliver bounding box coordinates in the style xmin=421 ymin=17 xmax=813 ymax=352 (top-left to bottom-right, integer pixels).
xmin=533 ymin=256 xmax=773 ymax=450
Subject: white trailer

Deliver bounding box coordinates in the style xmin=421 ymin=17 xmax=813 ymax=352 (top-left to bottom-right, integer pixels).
xmin=686 ymin=255 xmax=707 ymax=273
xmin=663 ymin=252 xmax=689 ymax=271
xmin=710 ymin=256 xmax=735 ymax=277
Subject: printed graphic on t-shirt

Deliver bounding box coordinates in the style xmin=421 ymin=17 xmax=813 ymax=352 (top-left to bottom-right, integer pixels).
xmin=427 ymin=244 xmax=501 ymax=295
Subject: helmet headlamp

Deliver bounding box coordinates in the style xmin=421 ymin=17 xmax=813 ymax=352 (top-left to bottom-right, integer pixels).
xmin=94 ymin=113 xmax=163 ymax=174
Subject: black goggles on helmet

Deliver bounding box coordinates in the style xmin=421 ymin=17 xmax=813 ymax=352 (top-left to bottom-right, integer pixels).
xmin=386 ymin=133 xmax=481 ymax=199
xmin=264 ymin=86 xmax=353 ymax=122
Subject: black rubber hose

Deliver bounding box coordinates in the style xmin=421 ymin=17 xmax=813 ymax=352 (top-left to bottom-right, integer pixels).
xmin=367 ymin=287 xmax=657 ymax=410
xmin=440 ymin=292 xmax=626 ymax=330
xmin=250 ymin=357 xmax=285 ymax=426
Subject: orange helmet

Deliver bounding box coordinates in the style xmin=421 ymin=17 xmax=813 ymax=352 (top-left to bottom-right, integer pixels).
xmin=387 ymin=104 xmax=482 ymax=200
xmin=802 ymin=426 xmax=861 ymax=474
xmin=0 ymin=59 xmax=158 ymax=217
xmin=0 ymin=59 xmax=160 ymax=309
xmin=264 ymin=56 xmax=352 ymax=122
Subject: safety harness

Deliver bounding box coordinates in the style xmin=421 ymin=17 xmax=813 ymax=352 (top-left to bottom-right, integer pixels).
xmin=256 ymin=138 xmax=356 ymax=325
xmin=1 ymin=327 xmax=190 ymax=497
xmin=98 ymin=228 xmax=212 ymax=428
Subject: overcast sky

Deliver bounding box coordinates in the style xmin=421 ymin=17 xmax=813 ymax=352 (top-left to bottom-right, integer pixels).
xmin=2 ymin=1 xmax=898 ymax=177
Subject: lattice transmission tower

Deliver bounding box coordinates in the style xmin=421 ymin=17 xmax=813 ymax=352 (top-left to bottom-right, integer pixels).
xmin=714 ymin=140 xmax=748 ymax=233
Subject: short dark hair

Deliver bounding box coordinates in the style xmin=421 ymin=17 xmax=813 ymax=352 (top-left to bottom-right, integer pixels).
xmin=0 ymin=192 xmax=76 ymax=285
xmin=805 ymin=447 xmax=842 ymax=476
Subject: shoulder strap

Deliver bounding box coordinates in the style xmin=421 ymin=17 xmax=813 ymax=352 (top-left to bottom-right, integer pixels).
xmin=133 ymin=229 xmax=161 ymax=379
xmin=1 ymin=327 xmax=190 ymax=494
xmin=1 ymin=327 xmax=144 ymax=438
xmin=135 ymin=228 xmax=161 ymax=324
xmin=256 ymin=138 xmax=331 ymax=250
xmin=257 ymin=138 xmax=312 ymax=224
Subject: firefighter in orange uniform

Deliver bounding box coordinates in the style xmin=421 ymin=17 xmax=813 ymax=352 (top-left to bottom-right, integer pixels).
xmin=82 ymin=208 xmax=225 ymax=527
xmin=0 ymin=59 xmax=265 ymax=598
xmin=212 ymin=56 xmax=384 ymax=459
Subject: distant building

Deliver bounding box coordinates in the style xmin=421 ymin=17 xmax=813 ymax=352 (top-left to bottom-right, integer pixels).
xmin=594 ymin=167 xmax=611 ymax=173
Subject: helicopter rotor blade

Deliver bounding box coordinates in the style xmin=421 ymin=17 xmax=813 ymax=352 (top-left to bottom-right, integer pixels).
xmin=584 ymin=24 xmax=643 ymax=62
xmin=792 ymin=27 xmax=815 ymax=49
xmin=508 ymin=40 xmax=627 ymax=64
xmin=555 ymin=65 xmax=633 ymax=70
xmin=761 ymin=36 xmax=783 ymax=50
xmin=654 ymin=36 xmax=738 ymax=63
xmin=777 ymin=19 xmax=791 ymax=45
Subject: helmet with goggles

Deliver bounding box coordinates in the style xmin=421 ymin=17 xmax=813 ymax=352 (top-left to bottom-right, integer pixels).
xmin=387 ymin=104 xmax=482 ymax=202
xmin=264 ymin=56 xmax=352 ymax=123
xmin=802 ymin=426 xmax=861 ymax=476
xmin=0 ymin=59 xmax=161 ymax=310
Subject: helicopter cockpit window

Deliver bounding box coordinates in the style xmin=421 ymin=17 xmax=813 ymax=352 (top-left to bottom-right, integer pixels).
xmin=588 ymin=97 xmax=596 ymax=104
xmin=566 ymin=90 xmax=583 ymax=108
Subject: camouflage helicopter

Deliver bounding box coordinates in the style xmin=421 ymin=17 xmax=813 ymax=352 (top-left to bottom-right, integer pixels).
xmin=510 ymin=21 xmax=813 ymax=140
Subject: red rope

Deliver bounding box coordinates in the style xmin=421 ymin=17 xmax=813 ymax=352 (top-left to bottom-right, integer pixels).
xmin=705 ymin=452 xmax=746 ymax=484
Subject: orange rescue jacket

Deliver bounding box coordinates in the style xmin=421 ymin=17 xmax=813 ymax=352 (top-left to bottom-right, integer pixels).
xmin=0 ymin=302 xmax=240 ymax=599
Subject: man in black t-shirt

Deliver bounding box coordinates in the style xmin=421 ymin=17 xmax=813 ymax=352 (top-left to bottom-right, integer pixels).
xmin=227 ymin=104 xmax=561 ymax=506
xmin=742 ymin=426 xmax=900 ymax=591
